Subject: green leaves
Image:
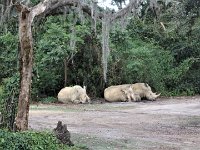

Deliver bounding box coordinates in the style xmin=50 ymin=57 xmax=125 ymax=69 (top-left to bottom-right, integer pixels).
xmin=31 ymin=15 xmax=94 ymax=99
xmin=0 ymin=73 xmax=20 ymax=129
xmin=0 ymin=32 xmax=18 ymax=79
xmin=108 ymin=24 xmax=197 ymax=95
xmin=0 ymin=130 xmax=85 ymax=150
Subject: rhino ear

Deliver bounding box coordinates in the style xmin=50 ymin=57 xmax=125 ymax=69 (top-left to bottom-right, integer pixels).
xmin=83 ymin=86 xmax=86 ymax=90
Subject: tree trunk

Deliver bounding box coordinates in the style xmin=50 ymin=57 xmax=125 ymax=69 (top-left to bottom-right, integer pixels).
xmin=15 ymin=5 xmax=33 ymax=131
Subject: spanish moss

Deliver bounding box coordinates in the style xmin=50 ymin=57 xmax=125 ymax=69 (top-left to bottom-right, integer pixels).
xmin=102 ymin=12 xmax=111 ymax=83
xmin=90 ymin=0 xmax=98 ymax=34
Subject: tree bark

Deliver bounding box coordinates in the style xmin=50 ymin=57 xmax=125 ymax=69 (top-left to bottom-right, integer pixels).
xmin=15 ymin=4 xmax=33 ymax=131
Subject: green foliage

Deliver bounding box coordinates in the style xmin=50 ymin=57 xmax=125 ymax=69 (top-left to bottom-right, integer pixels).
xmin=0 ymin=73 xmax=20 ymax=130
xmin=0 ymin=32 xmax=18 ymax=80
xmin=0 ymin=130 xmax=86 ymax=150
xmin=32 ymin=14 xmax=103 ymax=99
xmin=33 ymin=20 xmax=69 ymax=97
xmin=0 ymin=16 xmax=19 ymax=129
xmin=114 ymin=1 xmax=200 ymax=96
xmin=109 ymin=25 xmax=195 ymax=95
xmin=30 ymin=0 xmax=41 ymax=5
xmin=0 ymin=86 xmax=3 ymax=100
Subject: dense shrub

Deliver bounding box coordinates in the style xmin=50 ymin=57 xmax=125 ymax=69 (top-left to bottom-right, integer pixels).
xmin=0 ymin=32 xmax=18 ymax=80
xmin=0 ymin=130 xmax=86 ymax=150
xmin=0 ymin=74 xmax=19 ymax=130
xmin=109 ymin=28 xmax=194 ymax=96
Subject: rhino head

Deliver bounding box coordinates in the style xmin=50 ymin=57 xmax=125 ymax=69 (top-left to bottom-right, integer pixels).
xmin=146 ymin=92 xmax=160 ymax=101
xmin=79 ymin=94 xmax=91 ymax=103
xmin=121 ymin=86 xmax=135 ymax=102
xmin=79 ymin=86 xmax=91 ymax=103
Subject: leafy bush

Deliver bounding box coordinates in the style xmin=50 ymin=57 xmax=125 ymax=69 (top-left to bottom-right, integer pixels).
xmin=0 ymin=73 xmax=20 ymax=130
xmin=124 ymin=11 xmax=200 ymax=95
xmin=0 ymin=130 xmax=86 ymax=150
xmin=109 ymin=28 xmax=194 ymax=96
xmin=0 ymin=32 xmax=18 ymax=80
xmin=32 ymin=15 xmax=92 ymax=99
xmin=0 ymin=86 xmax=3 ymax=101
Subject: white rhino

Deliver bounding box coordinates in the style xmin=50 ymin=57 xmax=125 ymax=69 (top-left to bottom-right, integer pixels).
xmin=131 ymin=83 xmax=160 ymax=101
xmin=104 ymin=85 xmax=136 ymax=102
xmin=57 ymin=85 xmax=91 ymax=104
xmin=119 ymin=83 xmax=160 ymax=101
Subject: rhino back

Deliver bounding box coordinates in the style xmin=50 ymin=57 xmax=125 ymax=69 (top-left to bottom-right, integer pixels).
xmin=57 ymin=87 xmax=77 ymax=103
xmin=104 ymin=86 xmax=127 ymax=102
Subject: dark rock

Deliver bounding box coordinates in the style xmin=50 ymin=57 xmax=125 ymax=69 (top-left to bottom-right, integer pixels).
xmin=53 ymin=121 xmax=74 ymax=146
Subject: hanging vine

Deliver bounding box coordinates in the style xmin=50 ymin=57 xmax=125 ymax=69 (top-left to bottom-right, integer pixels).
xmin=0 ymin=0 xmax=13 ymax=29
xmin=102 ymin=11 xmax=111 ymax=83
xmin=76 ymin=0 xmax=85 ymax=23
xmin=90 ymin=0 xmax=98 ymax=34
xmin=69 ymin=16 xmax=77 ymax=52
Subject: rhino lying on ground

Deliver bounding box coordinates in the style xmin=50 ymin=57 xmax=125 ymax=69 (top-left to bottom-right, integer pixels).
xmin=131 ymin=83 xmax=160 ymax=101
xmin=119 ymin=83 xmax=160 ymax=101
xmin=104 ymin=85 xmax=136 ymax=102
xmin=104 ymin=83 xmax=160 ymax=102
xmin=58 ymin=85 xmax=91 ymax=104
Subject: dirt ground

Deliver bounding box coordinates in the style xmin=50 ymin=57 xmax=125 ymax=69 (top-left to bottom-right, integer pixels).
xmin=29 ymin=96 xmax=200 ymax=150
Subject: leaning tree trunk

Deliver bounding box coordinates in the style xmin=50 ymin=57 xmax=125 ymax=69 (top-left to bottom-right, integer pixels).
xmin=15 ymin=5 xmax=33 ymax=131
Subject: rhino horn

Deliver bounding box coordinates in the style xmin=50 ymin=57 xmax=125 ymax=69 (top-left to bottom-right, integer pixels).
xmin=152 ymin=92 xmax=160 ymax=98
xmin=155 ymin=93 xmax=161 ymax=98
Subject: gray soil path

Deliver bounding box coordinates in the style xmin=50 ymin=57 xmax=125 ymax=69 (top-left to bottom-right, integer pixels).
xmin=29 ymin=96 xmax=200 ymax=150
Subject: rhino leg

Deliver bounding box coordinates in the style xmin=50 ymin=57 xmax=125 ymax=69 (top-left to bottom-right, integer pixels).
xmin=127 ymin=95 xmax=132 ymax=102
xmin=73 ymin=99 xmax=81 ymax=104
xmin=132 ymin=92 xmax=142 ymax=102
xmin=86 ymin=96 xmax=91 ymax=104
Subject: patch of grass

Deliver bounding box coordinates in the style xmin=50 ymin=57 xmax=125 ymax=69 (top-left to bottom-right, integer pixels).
xmin=30 ymin=105 xmax=81 ymax=112
xmin=40 ymin=97 xmax=58 ymax=103
xmin=71 ymin=133 xmax=131 ymax=150
xmin=30 ymin=102 xmax=137 ymax=113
